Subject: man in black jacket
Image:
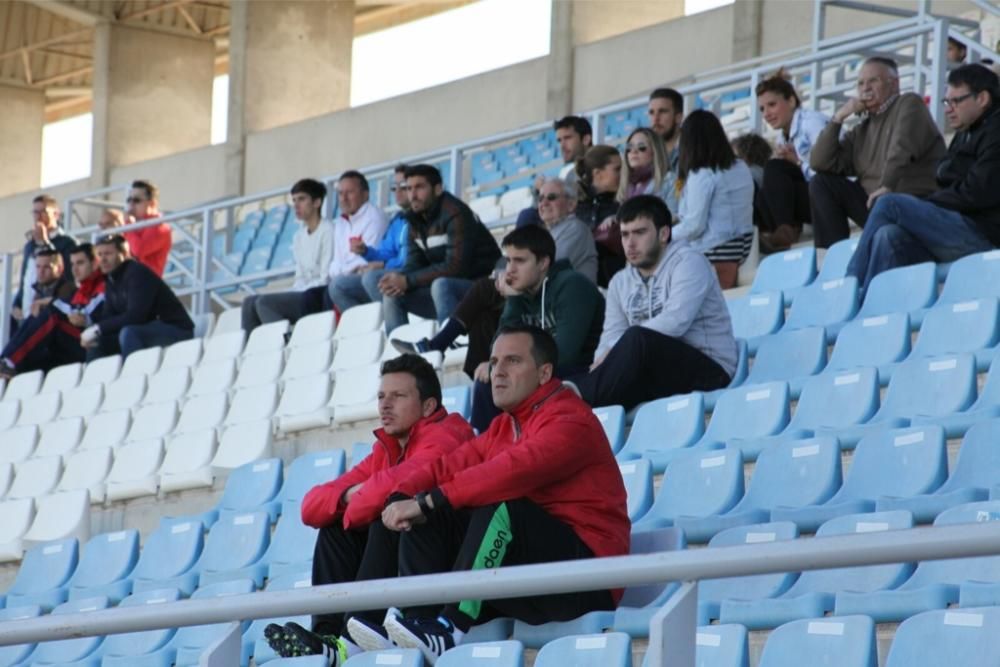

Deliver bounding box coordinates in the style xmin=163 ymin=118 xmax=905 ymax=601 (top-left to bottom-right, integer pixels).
xmin=375 ymin=164 xmax=500 ymax=334
xmin=847 ymin=64 xmax=1000 ymax=294
xmin=81 ymin=234 xmax=193 ymax=360
xmin=11 ymin=194 xmax=76 ymax=330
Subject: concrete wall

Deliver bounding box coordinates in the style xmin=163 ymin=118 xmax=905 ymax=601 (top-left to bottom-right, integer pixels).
xmin=109 ymin=143 xmax=229 ymax=212
xmin=0 ymin=85 xmax=45 ymax=199
xmin=571 ymin=0 xmax=685 ymax=45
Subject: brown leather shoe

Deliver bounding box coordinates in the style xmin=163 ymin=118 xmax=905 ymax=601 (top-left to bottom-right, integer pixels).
xmin=760 ymin=224 xmax=802 ymax=254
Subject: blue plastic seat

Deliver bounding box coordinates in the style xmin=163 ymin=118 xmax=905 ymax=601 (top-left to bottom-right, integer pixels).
xmin=937 ymin=248 xmax=1000 ymax=304
xmin=835 ymin=501 xmax=1000 ymax=620
xmin=203 ymin=457 xmax=283 ymax=526
xmin=171 ymin=579 xmax=257 ymax=666
xmin=66 ymin=529 xmax=140 ymax=604
xmin=130 ymin=518 xmax=205 ymax=597
xmin=911 ymin=352 xmax=1000 ymax=436
xmin=279 ymin=450 xmax=347 ymax=506
xmin=745 ymin=328 xmax=827 ymax=398
xmin=698 ymin=522 xmax=799 ymax=623
xmin=350 ymin=441 xmax=374 ymax=466
xmin=30 ymin=595 xmax=110 ymax=665
xmin=816 ymin=238 xmax=858 ymax=282
xmin=877 ymin=419 xmax=1000 ymax=522
xmin=757 ymin=615 xmax=877 ymax=667
xmin=750 ymin=247 xmax=817 ymax=304
xmin=677 ymin=438 xmax=841 ymax=543
xmin=633 ymin=449 xmax=744 ymax=537
xmin=619 ymin=459 xmax=653 ymax=522
xmin=704 ymin=340 xmax=749 ymax=410
xmin=0 ymin=605 xmax=42 ymax=667
xmin=687 ymin=624 xmax=749 ymax=667
xmin=438 ymin=640 xmax=524 ymax=666
xmin=99 ymin=587 xmax=182 ymax=667
xmin=262 ymin=500 xmax=319 ymax=579
xmin=910 ymin=298 xmax=999 ymax=371
xmin=782 ymin=276 xmax=859 ymax=340
xmin=242 ymin=571 xmax=314 ymax=666
xmin=196 ymin=510 xmax=271 ymax=588
xmin=856 ymin=261 xmax=937 ymax=323
xmin=722 ymin=510 xmax=913 ymax=629
xmin=697 ymin=382 xmax=791 ymax=464
xmin=4 ymin=538 xmax=79 ymax=611
xmin=772 ymin=426 xmax=946 ymax=532
xmin=822 ymin=354 xmax=976 ymax=448
xmin=885 ymin=606 xmax=1000 ymax=666
xmin=616 ymin=393 xmax=705 ymax=473
xmin=825 ymin=312 xmax=911 ymax=384
xmin=442 ymin=385 xmax=472 ymax=420
xmin=727 ymin=292 xmax=784 ymax=354
xmin=343 ymin=649 xmax=424 ymax=666
xmin=534 ymin=632 xmax=631 ymax=667
xmin=593 ymin=405 xmax=626 ymax=452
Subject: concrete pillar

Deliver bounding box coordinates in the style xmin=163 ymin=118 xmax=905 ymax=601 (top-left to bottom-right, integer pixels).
xmin=0 ymin=85 xmax=45 ymax=198
xmin=732 ymin=0 xmax=764 ymax=63
xmin=545 ymin=0 xmax=574 ymax=120
xmin=90 ymin=22 xmax=214 ymax=188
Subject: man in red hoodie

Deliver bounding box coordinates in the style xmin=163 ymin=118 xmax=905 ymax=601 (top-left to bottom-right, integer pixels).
xmin=345 ymin=324 xmax=630 ymax=665
xmin=264 ymin=354 xmax=474 ymax=665
xmin=123 ymin=180 xmax=172 ymax=276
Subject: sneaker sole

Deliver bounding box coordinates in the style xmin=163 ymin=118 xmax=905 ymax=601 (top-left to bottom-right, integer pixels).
xmin=346 ymin=617 xmax=395 ymax=653
xmin=263 ymin=624 xmax=298 ymax=658
xmin=383 ymin=616 xmax=440 ymax=666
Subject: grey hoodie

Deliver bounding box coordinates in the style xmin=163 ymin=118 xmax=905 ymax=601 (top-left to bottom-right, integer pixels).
xmin=596 ymin=239 xmax=738 ymax=376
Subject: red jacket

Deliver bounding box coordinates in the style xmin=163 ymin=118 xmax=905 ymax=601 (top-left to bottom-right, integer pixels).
xmin=395 ymin=379 xmax=631 ymax=579
xmin=301 ymin=408 xmax=474 ymax=529
xmin=124 ymin=222 xmax=172 ymax=276
xmin=70 ymin=271 xmax=105 ymax=306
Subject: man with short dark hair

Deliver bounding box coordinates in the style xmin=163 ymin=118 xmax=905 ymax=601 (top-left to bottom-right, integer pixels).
xmin=516 ymin=116 xmax=594 ymax=228
xmin=377 ymin=164 xmax=500 ymax=334
xmin=123 ymin=180 xmax=172 ymax=276
xmin=262 ymin=355 xmax=474 ymax=665
xmin=12 ymin=194 xmax=76 ymax=328
xmin=342 ymin=326 xmax=628 ymax=665
xmin=809 ymin=57 xmax=946 ymax=249
xmin=648 ymin=87 xmax=684 ymax=163
xmin=848 ymin=63 xmax=1000 ymax=293
xmin=82 ymin=234 xmax=193 ymax=359
xmin=568 ymin=195 xmax=736 ymax=410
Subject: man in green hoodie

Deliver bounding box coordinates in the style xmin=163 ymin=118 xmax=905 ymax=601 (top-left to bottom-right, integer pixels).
xmin=468 ymin=224 xmax=604 ymax=431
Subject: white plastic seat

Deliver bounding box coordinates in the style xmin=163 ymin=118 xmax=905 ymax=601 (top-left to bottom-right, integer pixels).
xmin=0 ymin=426 xmax=39 ymax=464
xmin=7 ymin=456 xmax=63 ymax=500
xmin=57 ymin=447 xmax=113 ymax=503
xmin=159 ymin=429 xmax=217 ymax=492
xmin=58 ymin=384 xmax=104 ymax=419
xmin=443 ymin=333 xmax=469 ymax=368
xmin=105 ymin=438 xmax=163 ymax=501
xmin=174 ymin=392 xmax=228 ymax=435
xmin=79 ymin=354 xmax=122 ymax=387
xmin=100 ymin=374 xmax=147 ymax=413
xmin=211 ymin=420 xmax=273 ymax=472
xmin=332 ymin=334 xmax=384 ymax=372
xmin=288 ymin=311 xmax=335 ymax=348
xmin=469 ymin=194 xmax=503 ymax=223
xmin=16 ymin=392 xmax=61 ymax=427
xmin=0 ymin=497 xmax=34 ymax=561
xmin=125 ymin=402 xmax=177 ymax=442
xmin=381 ymin=321 xmax=438 ymax=362
xmin=335 ymin=303 xmax=382 ymax=339
xmin=22 ymin=489 xmax=90 ymax=548
xmin=160 ymin=338 xmax=203 ymax=370
xmin=0 ymin=461 xmax=12 ymax=498
xmin=234 ymin=350 xmax=284 ymax=389
xmin=331 ymin=364 xmax=381 ymax=425
xmin=499 ymin=186 xmax=535 ymax=217
xmin=0 ymin=399 xmax=18 ymax=430
xmin=189 ymin=358 xmax=237 ymax=396
xmin=243 ymin=320 xmax=290 ymax=357
xmin=212 ymin=307 xmax=243 ymax=336
xmin=282 ymin=341 xmax=334 ymax=381
xmin=119 ymin=346 xmax=163 ymax=378
xmin=39 ymin=363 xmax=82 ymax=395
xmin=225 ymin=383 xmax=278 ymax=426
xmin=35 ymin=418 xmax=85 ymax=460
xmin=191 ymin=311 xmax=216 ymax=339
xmin=78 ymin=410 xmax=131 ymax=451
xmin=202 ymin=329 xmax=246 ymax=363
xmin=3 ymin=370 xmax=43 ymax=402
xmin=275 ymin=373 xmax=333 ymax=433
xmin=143 ymin=367 xmax=191 ymax=405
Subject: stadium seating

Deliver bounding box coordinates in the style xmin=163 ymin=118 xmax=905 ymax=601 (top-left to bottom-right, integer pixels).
xmin=22 ymin=490 xmax=91 ymax=546
xmin=4 ymin=538 xmax=78 ymax=610
xmin=3 ymin=370 xmax=43 ymax=402
xmin=170 ymin=578 xmax=257 ymax=665
xmin=65 ymin=529 xmax=139 ymax=604
xmin=750 ymin=247 xmax=817 ymax=304
xmin=594 ymin=405 xmax=626 ymax=452
xmin=99 ymin=587 xmax=182 ymax=666
xmin=815 ymin=238 xmax=858 ymax=282
xmin=856 ymin=262 xmax=937 ymax=323
xmin=130 ymin=519 xmax=204 ymax=596
xmin=287 ymin=311 xmax=335 ymax=348
xmin=910 ymin=298 xmax=1000 ymax=370
xmin=438 ymin=640 xmax=524 ymax=666
xmin=105 ymin=437 xmax=164 ymax=501
xmin=211 ymin=419 xmax=274 ymax=470
xmin=0 ymin=498 xmax=33 ymax=561
xmin=276 ymin=372 xmax=333 ymax=432
xmin=533 ymin=632 xmax=632 ymax=667
xmin=781 ymin=276 xmax=859 ymax=340
xmin=278 ymin=449 xmax=346 ymax=506
xmin=756 ymin=615 xmax=877 ymax=667
xmin=143 ymin=366 xmax=192 ymax=405
xmin=616 ymin=392 xmax=705 ymax=472
xmin=937 ymin=248 xmax=1000 ymax=304
xmin=120 ymin=346 xmax=163 ymax=378
xmin=0 ymin=425 xmax=37 ymax=464
xmin=884 ymin=606 xmax=1000 ymax=666
xmin=0 ymin=604 xmax=44 ymax=666
xmin=159 ymin=428 xmax=217 ymax=492
xmin=194 ymin=510 xmax=271 ymax=587
xmin=35 ymin=417 xmax=84 ymax=459
xmin=744 ymin=327 xmax=827 ymax=397
xmin=619 ymin=459 xmax=653 ymax=522
xmin=727 ymin=291 xmax=784 ymax=353
xmin=38 ymin=362 xmax=81 ymax=395
xmin=442 ymin=384 xmax=472 ymax=420
xmin=23 ymin=594 xmax=110 ymax=665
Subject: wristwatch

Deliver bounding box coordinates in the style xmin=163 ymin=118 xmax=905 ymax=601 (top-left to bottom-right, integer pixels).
xmin=415 ymin=492 xmax=433 ymax=516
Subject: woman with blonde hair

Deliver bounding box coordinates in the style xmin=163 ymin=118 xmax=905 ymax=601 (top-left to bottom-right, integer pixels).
xmin=617 ymin=128 xmax=677 ymax=212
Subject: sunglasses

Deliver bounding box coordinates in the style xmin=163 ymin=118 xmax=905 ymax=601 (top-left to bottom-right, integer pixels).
xmin=540 ymin=193 xmax=564 ymax=202
xmin=626 ymin=144 xmax=650 ymax=153
xmin=126 ymin=196 xmax=147 ymax=204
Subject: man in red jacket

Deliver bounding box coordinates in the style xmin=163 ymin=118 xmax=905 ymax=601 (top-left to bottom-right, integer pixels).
xmin=264 ymin=354 xmax=474 ymax=665
xmin=123 ymin=179 xmax=172 ymax=276
xmin=345 ymin=325 xmax=630 ymax=665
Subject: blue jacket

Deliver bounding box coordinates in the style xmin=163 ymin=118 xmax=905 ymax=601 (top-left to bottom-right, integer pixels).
xmin=363 ymin=212 xmax=408 ymax=270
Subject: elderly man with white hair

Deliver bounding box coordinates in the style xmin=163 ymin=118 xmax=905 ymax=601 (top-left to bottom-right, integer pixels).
xmin=536 ymin=177 xmax=598 ymax=283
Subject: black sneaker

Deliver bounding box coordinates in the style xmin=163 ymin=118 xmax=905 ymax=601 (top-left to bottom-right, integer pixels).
xmin=346 ymin=608 xmax=398 ymax=652
xmin=384 ymin=614 xmax=458 ymax=665
xmin=264 ymin=621 xmax=347 ymax=663
xmin=390 ymin=338 xmax=430 ymax=355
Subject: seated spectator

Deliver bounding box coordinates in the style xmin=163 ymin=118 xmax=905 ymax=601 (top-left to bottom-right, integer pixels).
xmin=344 ymin=325 xmax=628 ymax=663
xmin=0 ymin=244 xmax=104 ymax=377
xmin=122 ymin=180 xmax=172 ymax=276
xmin=328 ymin=165 xmax=410 ymax=312
xmin=948 ymin=36 xmax=967 ymax=65
xmin=848 ymin=64 xmax=1000 ymax=294
xmin=98 ymin=208 xmax=124 ymax=230
xmin=377 ymin=164 xmax=500 ymax=334
xmin=674 ymin=110 xmax=755 ymax=288
xmin=731 ymin=133 xmax=772 ymax=188
xmin=809 ymin=57 xmax=945 ymax=251
xmin=12 ymin=194 xmax=76 ymax=330
xmin=241 ymin=179 xmax=334 ymax=331
xmin=618 ymin=127 xmax=677 ymax=212
xmin=516 ymin=116 xmax=593 ymax=228
xmin=537 ymin=177 xmax=598 ymax=283
xmin=575 ymin=145 xmax=622 ymax=286
xmin=263 ymin=354 xmax=474 ymax=664
xmin=327 ymin=171 xmax=388 ymax=296
xmin=753 ymin=70 xmax=830 ymax=252
xmin=647 ymin=87 xmax=683 ymax=169
xmin=82 ymin=234 xmax=194 ymax=359
xmin=567 ymin=195 xmax=736 ymax=411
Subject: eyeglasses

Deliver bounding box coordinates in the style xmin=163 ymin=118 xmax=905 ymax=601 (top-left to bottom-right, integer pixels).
xmin=626 ymin=144 xmax=650 ymax=153
xmin=125 ymin=196 xmax=146 ymax=204
xmin=539 ymin=193 xmax=564 ymax=202
xmin=942 ymin=92 xmax=975 ymax=108
xmin=390 ymin=185 xmax=410 ymax=192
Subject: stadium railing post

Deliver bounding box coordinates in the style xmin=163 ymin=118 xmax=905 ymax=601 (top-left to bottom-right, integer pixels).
xmin=646 ymin=581 xmax=697 ymax=667
xmin=0 ymin=252 xmax=10 ymax=349
xmin=199 ymin=621 xmax=242 ymax=667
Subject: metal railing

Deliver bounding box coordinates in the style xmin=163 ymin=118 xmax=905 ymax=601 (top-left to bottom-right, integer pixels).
xmin=1 ymin=522 xmax=1000 ymax=666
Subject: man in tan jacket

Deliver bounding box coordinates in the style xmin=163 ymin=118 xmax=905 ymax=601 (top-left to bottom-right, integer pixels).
xmin=809 ymin=57 xmax=946 ymax=249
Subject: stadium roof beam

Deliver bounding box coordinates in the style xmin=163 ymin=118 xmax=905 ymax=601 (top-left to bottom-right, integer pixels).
xmin=24 ymin=0 xmax=103 ymax=27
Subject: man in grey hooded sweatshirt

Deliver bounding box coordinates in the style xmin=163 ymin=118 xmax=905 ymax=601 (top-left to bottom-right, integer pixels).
xmin=568 ymin=195 xmax=737 ymax=410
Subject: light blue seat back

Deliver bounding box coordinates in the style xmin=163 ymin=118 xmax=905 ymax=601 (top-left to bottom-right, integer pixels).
xmin=783 ymin=277 xmax=859 ymax=332
xmin=350 ymin=441 xmax=374 ymax=466
xmin=280 ymin=450 xmax=346 ymax=505
xmin=937 ymin=248 xmax=1000 ymax=304
xmin=910 ymin=298 xmax=1000 ymax=361
xmin=442 ymin=385 xmax=472 ymax=420
xmin=750 ymin=248 xmax=817 ymax=297
xmin=857 ymin=262 xmax=937 ymax=318
xmin=67 ymin=529 xmax=139 ymax=602
xmin=217 ymin=457 xmax=283 ymax=515
xmin=619 ymin=459 xmax=653 ymax=522
xmin=699 ymin=523 xmax=799 ymax=612
xmin=5 ymin=538 xmax=78 ymax=610
xmin=0 ymin=605 xmax=42 ymax=667
xmin=885 ymin=606 xmax=1000 ymax=666
xmin=935 ymin=419 xmax=1000 ymax=494
xmin=619 ymin=393 xmax=705 ymax=459
xmin=172 ymin=579 xmax=256 ymax=662
xmin=196 ymin=510 xmax=270 ymax=584
xmin=593 ymin=405 xmax=626 ymax=452
xmin=702 ymin=382 xmax=790 ymax=446
xmin=826 ymin=312 xmax=911 ymax=374
xmin=758 ymin=616 xmax=877 ymax=667
xmin=695 ymin=624 xmax=749 ymax=667
xmin=437 ymin=640 xmax=524 ymax=666
xmin=731 ymin=438 xmax=841 ymax=515
xmin=637 ymin=449 xmax=744 ymax=528
xmin=788 ymin=368 xmax=879 ymax=432
xmin=816 ymin=238 xmax=858 ymax=282
xmin=30 ymin=595 xmax=110 ymax=664
xmin=263 ymin=500 xmax=319 ymax=578
xmin=875 ymin=355 xmax=977 ymax=422
xmin=100 ymin=587 xmax=182 ymax=661
xmin=343 ymin=649 xmax=424 ymax=666
xmin=746 ymin=328 xmax=827 ymax=387
xmin=899 ymin=501 xmax=1000 ymax=591
xmin=727 ymin=292 xmax=784 ymax=341
xmin=534 ymin=632 xmax=632 ymax=667
xmin=130 ymin=519 xmax=203 ymax=589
